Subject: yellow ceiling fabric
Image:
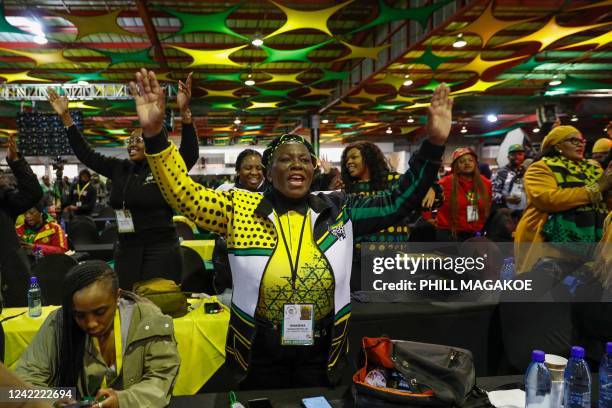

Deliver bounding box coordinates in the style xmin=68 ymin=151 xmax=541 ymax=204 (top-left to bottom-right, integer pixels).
xmin=350 ymin=89 xmax=385 ymax=102
xmin=53 ymin=9 xmax=139 ymax=41
xmin=334 ymin=100 xmax=363 ymax=110
xmin=305 ymin=87 xmax=334 ymax=96
xmin=200 ymin=87 xmax=241 ymax=98
xmin=334 ymin=41 xmax=390 ymax=62
xmin=373 ymin=73 xmax=413 ymax=91
xmin=451 ymin=1 xmax=533 ymax=47
xmin=68 ymin=101 xmax=98 ymax=110
xmin=0 ymin=48 xmax=76 ymax=67
xmin=169 ymin=45 xmax=247 ymax=68
xmin=247 ymin=101 xmax=282 ymax=109
xmin=265 ymin=0 xmax=354 ymax=39
xmin=451 ymin=78 xmax=510 ymax=96
xmin=556 ymin=28 xmax=612 ymax=50
xmin=401 ymin=102 xmax=430 ymax=111
xmin=0 ymin=71 xmax=50 ymax=83
xmin=385 ymin=94 xmax=419 ymax=104
xmin=261 ymin=71 xmax=306 ymax=84
xmin=497 ymin=17 xmax=610 ymax=52
xmin=450 ymin=53 xmax=526 ymax=76
xmin=400 ymin=126 xmax=420 ymax=134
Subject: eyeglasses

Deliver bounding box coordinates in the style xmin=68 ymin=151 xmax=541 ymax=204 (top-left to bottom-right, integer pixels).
xmin=126 ymin=136 xmax=144 ymax=145
xmin=561 ymin=136 xmax=586 ymax=146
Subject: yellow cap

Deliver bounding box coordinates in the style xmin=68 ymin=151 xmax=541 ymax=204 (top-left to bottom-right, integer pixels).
xmin=592 ymin=138 xmax=611 ymax=154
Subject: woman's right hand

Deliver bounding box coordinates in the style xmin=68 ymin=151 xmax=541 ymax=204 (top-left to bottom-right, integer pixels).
xmin=47 ymin=88 xmax=72 ymax=126
xmin=597 ymin=162 xmax=612 ymax=193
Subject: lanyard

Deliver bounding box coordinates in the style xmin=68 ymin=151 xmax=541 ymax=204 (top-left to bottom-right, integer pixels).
xmin=92 ymin=309 xmax=122 ymax=388
xmin=276 ymin=211 xmax=307 ymax=290
xmin=76 ymin=181 xmax=90 ymax=200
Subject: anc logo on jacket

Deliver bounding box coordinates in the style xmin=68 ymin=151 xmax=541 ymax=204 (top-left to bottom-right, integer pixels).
xmin=327 ymin=221 xmax=346 ymax=241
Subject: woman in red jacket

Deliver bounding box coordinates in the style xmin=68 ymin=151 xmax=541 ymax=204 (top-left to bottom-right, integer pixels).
xmin=16 ymin=203 xmax=68 ymax=257
xmin=434 ymin=147 xmax=492 ymax=241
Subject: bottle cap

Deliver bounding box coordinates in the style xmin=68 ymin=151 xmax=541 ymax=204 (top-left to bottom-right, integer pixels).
xmin=531 ymin=350 xmax=545 ymax=363
xmin=29 ymin=276 xmax=38 ymax=284
xmin=606 ymin=342 xmax=612 ymax=354
xmin=571 ymin=346 xmax=585 ymax=359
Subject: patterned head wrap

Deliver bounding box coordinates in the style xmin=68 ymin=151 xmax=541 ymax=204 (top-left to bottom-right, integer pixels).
xmin=262 ymin=133 xmax=318 ymax=168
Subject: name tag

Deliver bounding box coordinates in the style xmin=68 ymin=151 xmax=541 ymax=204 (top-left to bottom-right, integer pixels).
xmin=76 ymin=201 xmax=82 ymax=208
xmin=282 ymin=304 xmax=314 ymax=346
xmin=467 ymin=205 xmax=479 ymax=223
xmin=116 ymin=209 xmax=135 ymax=233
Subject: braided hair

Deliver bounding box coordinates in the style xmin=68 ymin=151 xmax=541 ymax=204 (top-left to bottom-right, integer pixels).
xmin=261 ymin=134 xmax=317 ymax=169
xmin=56 ymin=261 xmax=118 ymax=388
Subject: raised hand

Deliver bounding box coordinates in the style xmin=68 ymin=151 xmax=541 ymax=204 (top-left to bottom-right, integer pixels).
xmin=426 ymin=83 xmax=453 ymax=145
xmin=47 ymin=88 xmax=72 ymax=126
xmin=129 ymin=68 xmax=166 ymax=137
xmin=177 ymin=72 xmax=192 ymax=113
xmin=318 ymin=154 xmax=332 ymax=174
xmin=7 ymin=134 xmax=18 ymax=161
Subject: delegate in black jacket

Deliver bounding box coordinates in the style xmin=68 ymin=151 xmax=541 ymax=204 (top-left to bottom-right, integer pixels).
xmin=0 ymin=154 xmax=43 ymax=308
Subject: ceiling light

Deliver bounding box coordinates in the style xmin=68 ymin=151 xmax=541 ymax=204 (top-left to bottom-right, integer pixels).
xmin=404 ymin=74 xmax=410 ymax=79
xmin=77 ymin=80 xmax=89 ymax=86
xmin=7 ymin=16 xmax=43 ymax=36
xmin=233 ymin=117 xmax=241 ymax=125
xmin=251 ymin=34 xmax=264 ymax=47
xmin=570 ymin=115 xmax=578 ymax=122
xmin=403 ymin=79 xmax=413 ymax=87
xmin=453 ymin=33 xmax=467 ymax=48
xmin=548 ymin=75 xmax=562 ymax=86
xmin=533 ymin=128 xmax=540 ymax=133
xmin=244 ymin=74 xmax=255 ymax=86
xmin=322 ymin=119 xmax=329 ymax=124
xmin=385 ymin=127 xmax=392 ymax=134
xmin=486 ymin=114 xmax=498 ymax=123
xmin=460 ymin=126 xmax=467 ymax=134
xmin=407 ymin=116 xmax=414 ymax=123
xmin=33 ymin=35 xmax=47 ymax=45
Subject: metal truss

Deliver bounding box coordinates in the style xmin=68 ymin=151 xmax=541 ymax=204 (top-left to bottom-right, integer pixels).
xmin=0 ymin=83 xmax=175 ymax=101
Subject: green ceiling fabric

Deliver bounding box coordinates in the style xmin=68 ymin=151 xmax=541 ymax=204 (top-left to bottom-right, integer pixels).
xmin=96 ymin=47 xmax=156 ymax=67
xmin=353 ymin=0 xmax=453 ymax=33
xmin=545 ymin=75 xmax=612 ymax=96
xmin=202 ymin=72 xmax=244 ymax=83
xmin=507 ymin=54 xmax=556 ymax=73
xmin=411 ymin=45 xmax=455 ymax=72
xmin=207 ymin=101 xmax=240 ymax=110
xmin=369 ymin=102 xmax=406 ymax=110
xmin=67 ymin=71 xmax=108 ymax=83
xmin=260 ymin=40 xmax=333 ymax=64
xmin=160 ymin=5 xmax=246 ymax=40
xmin=253 ymin=87 xmax=295 ymax=98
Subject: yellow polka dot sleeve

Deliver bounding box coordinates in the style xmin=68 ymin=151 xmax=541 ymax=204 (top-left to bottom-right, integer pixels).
xmin=146 ymin=142 xmax=232 ymax=236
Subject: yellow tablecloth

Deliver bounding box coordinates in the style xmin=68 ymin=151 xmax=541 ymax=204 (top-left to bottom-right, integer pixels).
xmin=181 ymin=239 xmax=215 ymax=262
xmin=1 ymin=299 xmax=229 ymax=396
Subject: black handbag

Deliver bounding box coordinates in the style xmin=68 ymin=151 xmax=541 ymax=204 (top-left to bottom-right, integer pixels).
xmin=353 ymin=337 xmax=493 ymax=407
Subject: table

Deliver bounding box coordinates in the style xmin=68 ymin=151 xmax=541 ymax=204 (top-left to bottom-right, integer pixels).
xmin=168 ymin=376 xmax=526 ymax=408
xmin=181 ymin=239 xmax=215 ymax=264
xmin=1 ymin=299 xmax=229 ymax=396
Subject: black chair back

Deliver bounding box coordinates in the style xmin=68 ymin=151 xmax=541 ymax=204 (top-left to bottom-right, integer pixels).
xmin=66 ymin=216 xmax=99 ymax=245
xmin=95 ymin=206 xmax=116 ymax=218
xmin=175 ymin=221 xmax=195 ymax=241
xmin=99 ymin=223 xmax=118 ymax=244
xmin=180 ymin=246 xmax=214 ymax=294
xmin=33 ymin=254 xmax=78 ymax=306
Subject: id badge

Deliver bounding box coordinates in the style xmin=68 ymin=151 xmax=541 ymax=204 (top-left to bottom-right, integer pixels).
xmin=466 ymin=205 xmax=479 ymax=223
xmin=76 ymin=201 xmax=82 ymax=208
xmin=115 ymin=209 xmax=135 ymax=233
xmin=281 ymin=304 xmax=314 ymax=346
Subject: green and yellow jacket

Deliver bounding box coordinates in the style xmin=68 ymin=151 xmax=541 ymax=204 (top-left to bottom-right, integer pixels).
xmin=144 ymin=132 xmax=444 ymax=383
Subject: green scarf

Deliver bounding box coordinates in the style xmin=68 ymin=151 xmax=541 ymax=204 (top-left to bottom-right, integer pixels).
xmin=541 ymin=156 xmax=606 ymax=244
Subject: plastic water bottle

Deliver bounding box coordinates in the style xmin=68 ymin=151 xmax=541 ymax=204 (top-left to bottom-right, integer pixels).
xmin=600 ymin=342 xmax=612 ymax=408
xmin=27 ymin=276 xmax=42 ymax=318
xmin=500 ymin=257 xmax=515 ymax=281
xmin=525 ymin=350 xmax=552 ymax=408
xmin=564 ymin=346 xmax=591 ymax=408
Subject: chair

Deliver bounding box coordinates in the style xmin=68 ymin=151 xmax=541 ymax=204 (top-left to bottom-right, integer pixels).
xmin=94 ymin=205 xmax=116 ymax=219
xmin=66 ymin=216 xmax=99 ymax=245
xmin=180 ymin=246 xmax=214 ymax=294
xmin=175 ymin=221 xmax=195 ymax=241
xmin=99 ymin=223 xmax=118 ymax=244
xmin=33 ymin=254 xmax=78 ymax=306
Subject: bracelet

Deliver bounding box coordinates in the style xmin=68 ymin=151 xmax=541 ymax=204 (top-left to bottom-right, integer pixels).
xmin=585 ymin=182 xmax=603 ymax=204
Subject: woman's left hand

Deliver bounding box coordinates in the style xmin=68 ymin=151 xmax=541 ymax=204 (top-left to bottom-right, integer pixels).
xmin=426 ymin=83 xmax=453 ymax=146
xmin=95 ymin=388 xmax=119 ymax=408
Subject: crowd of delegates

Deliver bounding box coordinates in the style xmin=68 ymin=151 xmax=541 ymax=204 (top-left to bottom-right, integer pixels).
xmin=0 ymin=66 xmax=610 ymax=407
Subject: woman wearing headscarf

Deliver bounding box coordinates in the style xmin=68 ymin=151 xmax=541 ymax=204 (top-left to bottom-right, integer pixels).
xmin=432 ymin=147 xmax=492 ymax=242
xmin=16 ymin=201 xmax=68 ymax=257
xmin=130 ymin=68 xmax=451 ymax=389
xmin=514 ymin=125 xmax=612 ymax=274
xmin=15 ymin=260 xmax=180 ymax=408
xmin=47 ymin=74 xmax=198 ymax=290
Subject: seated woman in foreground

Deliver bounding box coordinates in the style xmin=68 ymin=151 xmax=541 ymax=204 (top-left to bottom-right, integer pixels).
xmin=14 ymin=260 xmax=180 ymax=408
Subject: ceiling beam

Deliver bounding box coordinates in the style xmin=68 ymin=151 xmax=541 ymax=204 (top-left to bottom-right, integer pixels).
xmin=134 ymin=0 xmax=168 ymax=71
